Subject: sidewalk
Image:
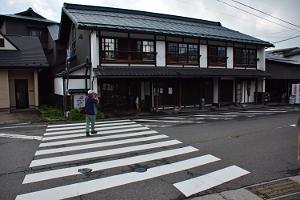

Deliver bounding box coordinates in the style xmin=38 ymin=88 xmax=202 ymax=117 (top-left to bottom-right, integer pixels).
xmin=190 ymin=175 xmax=300 ymax=200
xmin=0 ymin=110 xmax=43 ymax=125
xmin=108 ymin=103 xmax=294 ymax=119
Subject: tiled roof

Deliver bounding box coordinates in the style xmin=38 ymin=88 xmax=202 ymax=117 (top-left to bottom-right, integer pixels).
xmin=266 ymin=52 xmax=300 ymax=65
xmin=94 ymin=67 xmax=270 ymax=78
xmin=0 ymin=13 xmax=57 ymax=24
xmin=0 ymin=35 xmax=49 ymax=68
xmin=63 ymin=3 xmax=273 ymax=47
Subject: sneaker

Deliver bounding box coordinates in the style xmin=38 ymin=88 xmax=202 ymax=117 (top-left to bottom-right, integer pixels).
xmin=91 ymin=131 xmax=97 ymax=134
xmin=86 ymin=132 xmax=90 ymax=137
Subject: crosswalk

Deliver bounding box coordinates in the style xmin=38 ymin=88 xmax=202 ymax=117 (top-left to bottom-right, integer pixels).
xmin=134 ymin=107 xmax=300 ymax=128
xmin=16 ymin=119 xmax=249 ymax=200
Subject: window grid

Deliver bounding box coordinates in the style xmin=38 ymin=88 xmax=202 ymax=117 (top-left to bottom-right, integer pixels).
xmin=167 ymin=42 xmax=199 ymax=65
xmin=207 ymin=46 xmax=226 ymax=67
xmin=234 ymin=48 xmax=257 ymax=68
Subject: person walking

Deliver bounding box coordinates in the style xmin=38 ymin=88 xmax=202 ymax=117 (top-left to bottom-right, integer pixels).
xmin=85 ymin=90 xmax=99 ymax=137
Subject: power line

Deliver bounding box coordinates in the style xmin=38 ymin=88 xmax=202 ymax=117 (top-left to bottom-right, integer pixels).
xmin=230 ymin=0 xmax=300 ymax=29
xmin=273 ymin=34 xmax=300 ymax=44
xmin=216 ymin=0 xmax=300 ymax=31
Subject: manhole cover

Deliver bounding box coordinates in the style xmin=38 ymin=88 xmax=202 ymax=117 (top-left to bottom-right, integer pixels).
xmin=247 ymin=179 xmax=300 ymax=199
xmin=134 ymin=167 xmax=147 ymax=173
xmin=78 ymin=168 xmax=92 ymax=175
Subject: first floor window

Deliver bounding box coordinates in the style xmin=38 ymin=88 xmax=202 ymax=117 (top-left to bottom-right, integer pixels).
xmin=167 ymin=42 xmax=199 ymax=64
xmin=234 ymin=48 xmax=257 ymax=68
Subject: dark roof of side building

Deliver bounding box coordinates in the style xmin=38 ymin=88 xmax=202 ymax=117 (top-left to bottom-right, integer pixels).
xmin=61 ymin=3 xmax=273 ymax=47
xmin=0 ymin=35 xmax=49 ymax=68
xmin=266 ymin=52 xmax=300 ymax=65
xmin=266 ymin=52 xmax=300 ymax=79
xmin=269 ymin=47 xmax=300 ymax=58
xmin=0 ymin=7 xmax=58 ymax=24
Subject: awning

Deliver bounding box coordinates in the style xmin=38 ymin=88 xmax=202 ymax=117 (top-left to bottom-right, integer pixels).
xmin=94 ymin=67 xmax=270 ymax=79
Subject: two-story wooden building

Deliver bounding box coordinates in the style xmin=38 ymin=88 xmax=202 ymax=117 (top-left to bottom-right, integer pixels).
xmin=55 ymin=3 xmax=273 ymax=112
xmin=0 ymin=8 xmax=59 ymax=109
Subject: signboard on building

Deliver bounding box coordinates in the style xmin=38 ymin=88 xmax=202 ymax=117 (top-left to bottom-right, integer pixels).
xmin=74 ymin=94 xmax=86 ymax=108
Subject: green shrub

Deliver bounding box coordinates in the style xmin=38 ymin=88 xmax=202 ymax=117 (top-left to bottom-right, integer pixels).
xmin=67 ymin=109 xmax=85 ymax=121
xmin=40 ymin=105 xmax=64 ymax=120
xmin=96 ymin=112 xmax=105 ymax=119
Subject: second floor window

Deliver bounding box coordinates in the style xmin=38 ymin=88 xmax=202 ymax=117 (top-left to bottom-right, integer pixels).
xmin=234 ymin=48 xmax=257 ymax=68
xmin=101 ymin=38 xmax=155 ymax=63
xmin=167 ymin=43 xmax=199 ymax=65
xmin=102 ymin=38 xmax=118 ymax=60
xmin=207 ymin=46 xmax=226 ymax=67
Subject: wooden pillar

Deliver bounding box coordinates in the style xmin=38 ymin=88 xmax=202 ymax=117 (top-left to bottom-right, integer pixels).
xmin=156 ymin=79 xmax=159 ymax=111
xmin=178 ymin=79 xmax=182 ymax=108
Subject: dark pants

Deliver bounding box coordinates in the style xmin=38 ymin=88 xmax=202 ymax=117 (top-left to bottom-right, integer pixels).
xmin=86 ymin=115 xmax=96 ymax=133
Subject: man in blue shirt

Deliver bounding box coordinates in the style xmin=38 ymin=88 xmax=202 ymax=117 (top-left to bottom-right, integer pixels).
xmin=85 ymin=90 xmax=99 ymax=137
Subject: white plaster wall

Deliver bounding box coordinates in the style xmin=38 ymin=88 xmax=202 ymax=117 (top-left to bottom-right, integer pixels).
xmin=213 ymin=78 xmax=219 ymax=103
xmin=34 ymin=70 xmax=39 ymax=107
xmin=200 ymin=44 xmax=207 ymax=68
xmin=90 ymin=31 xmax=99 ymax=91
xmin=257 ymin=47 xmax=265 ymax=71
xmin=247 ymin=80 xmax=256 ymax=103
xmin=156 ymin=41 xmax=165 ymax=67
xmin=227 ymin=47 xmax=233 ymax=69
xmin=68 ymin=79 xmax=90 ymax=90
xmin=54 ymin=77 xmax=64 ymax=95
xmin=0 ymin=35 xmax=17 ymax=50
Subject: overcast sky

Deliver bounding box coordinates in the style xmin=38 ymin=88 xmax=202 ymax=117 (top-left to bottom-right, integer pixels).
xmin=1 ymin=0 xmax=300 ymax=50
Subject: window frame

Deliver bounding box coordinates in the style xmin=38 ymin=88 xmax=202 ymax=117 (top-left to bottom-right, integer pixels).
xmin=100 ymin=37 xmax=156 ymax=64
xmin=234 ymin=48 xmax=257 ymax=68
xmin=166 ymin=42 xmax=199 ymax=65
xmin=207 ymin=45 xmax=227 ymax=67
xmin=0 ymin=38 xmax=4 ymax=47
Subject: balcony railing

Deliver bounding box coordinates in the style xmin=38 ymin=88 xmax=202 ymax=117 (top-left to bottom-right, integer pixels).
xmin=101 ymin=50 xmax=156 ymax=64
xmin=207 ymin=56 xmax=227 ymax=67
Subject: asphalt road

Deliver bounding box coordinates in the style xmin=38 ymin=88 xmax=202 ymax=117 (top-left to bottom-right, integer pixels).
xmin=0 ymin=107 xmax=299 ymax=200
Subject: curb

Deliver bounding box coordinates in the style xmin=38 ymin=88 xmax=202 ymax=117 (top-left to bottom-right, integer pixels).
xmin=190 ymin=175 xmax=300 ymax=200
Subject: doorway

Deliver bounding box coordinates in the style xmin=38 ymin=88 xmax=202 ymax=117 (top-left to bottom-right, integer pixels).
xmin=15 ymin=79 xmax=29 ymax=109
xmin=220 ymin=80 xmax=233 ymax=104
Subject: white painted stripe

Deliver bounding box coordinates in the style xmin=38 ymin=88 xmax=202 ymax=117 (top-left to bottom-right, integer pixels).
xmin=173 ymin=165 xmax=250 ymax=197
xmin=44 ymin=124 xmax=143 ymax=136
xmin=47 ymin=119 xmax=131 ymax=128
xmin=0 ymin=133 xmax=42 ymax=141
xmin=134 ymin=119 xmax=194 ymax=123
xmin=192 ymin=114 xmax=238 ymax=117
xmin=144 ymin=125 xmax=172 ymax=128
xmin=39 ymin=130 xmax=158 ymax=147
xmin=42 ymin=127 xmax=149 ymax=141
xmin=18 ymin=155 xmax=220 ymax=200
xmin=30 ymin=140 xmax=182 ymax=167
xmin=36 ymin=135 xmax=168 ymax=156
xmin=23 ymin=146 xmax=198 ymax=184
xmin=241 ymin=110 xmax=287 ymax=113
xmin=46 ymin=121 xmax=136 ymax=132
